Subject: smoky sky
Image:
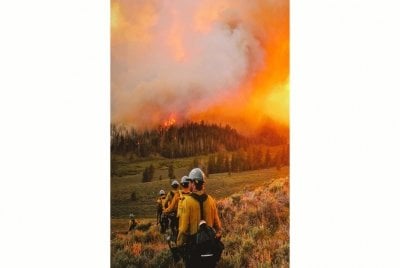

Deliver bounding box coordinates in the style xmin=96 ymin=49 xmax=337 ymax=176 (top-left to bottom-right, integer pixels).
xmin=111 ymin=0 xmax=289 ymax=130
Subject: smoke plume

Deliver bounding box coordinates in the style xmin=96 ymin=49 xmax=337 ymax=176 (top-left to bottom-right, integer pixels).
xmin=111 ymin=0 xmax=289 ymax=131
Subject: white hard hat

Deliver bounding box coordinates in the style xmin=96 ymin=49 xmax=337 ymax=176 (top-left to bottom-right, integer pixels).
xmin=188 ymin=168 xmax=206 ymax=182
xmin=180 ymin=175 xmax=190 ymax=184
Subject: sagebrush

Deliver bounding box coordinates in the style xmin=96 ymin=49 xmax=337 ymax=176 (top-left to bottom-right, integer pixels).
xmin=111 ymin=176 xmax=289 ymax=268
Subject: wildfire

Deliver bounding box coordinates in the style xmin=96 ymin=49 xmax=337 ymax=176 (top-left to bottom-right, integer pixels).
xmin=111 ymin=0 xmax=289 ymax=132
xmin=163 ymin=116 xmax=176 ymax=128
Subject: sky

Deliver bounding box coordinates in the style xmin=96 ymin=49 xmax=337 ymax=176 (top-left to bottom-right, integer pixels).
xmin=111 ymin=0 xmax=289 ymax=132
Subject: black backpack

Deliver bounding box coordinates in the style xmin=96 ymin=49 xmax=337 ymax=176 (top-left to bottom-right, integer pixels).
xmin=188 ymin=193 xmax=224 ymax=265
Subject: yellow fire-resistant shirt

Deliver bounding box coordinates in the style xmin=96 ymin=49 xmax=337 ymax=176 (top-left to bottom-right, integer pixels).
xmin=164 ymin=190 xmax=190 ymax=216
xmin=177 ymin=190 xmax=222 ymax=246
xmin=165 ymin=189 xmax=178 ymax=208
xmin=157 ymin=196 xmax=167 ymax=211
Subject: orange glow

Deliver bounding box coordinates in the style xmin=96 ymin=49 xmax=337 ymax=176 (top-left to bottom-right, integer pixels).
xmin=163 ymin=115 xmax=177 ymax=128
xmin=111 ymin=0 xmax=289 ymax=132
xmin=194 ymin=0 xmax=290 ymax=129
xmin=111 ymin=1 xmax=157 ymax=45
xmin=167 ymin=10 xmax=187 ymax=61
xmin=188 ymin=0 xmax=289 ymax=130
xmin=193 ymin=1 xmax=228 ymax=33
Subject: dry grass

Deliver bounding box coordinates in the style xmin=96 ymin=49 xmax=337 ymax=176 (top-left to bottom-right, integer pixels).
xmin=111 ymin=166 xmax=289 ymax=219
xmin=111 ymin=176 xmax=289 ymax=267
xmin=217 ymin=177 xmax=289 ymax=267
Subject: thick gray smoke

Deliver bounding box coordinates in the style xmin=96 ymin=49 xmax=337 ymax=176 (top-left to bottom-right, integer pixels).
xmin=111 ymin=0 xmax=283 ymax=129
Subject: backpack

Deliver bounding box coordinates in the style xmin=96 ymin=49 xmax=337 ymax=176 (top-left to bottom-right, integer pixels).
xmin=188 ymin=193 xmax=224 ymax=265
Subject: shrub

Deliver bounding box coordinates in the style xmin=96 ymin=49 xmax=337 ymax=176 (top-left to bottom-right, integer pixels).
xmin=249 ymin=226 xmax=268 ymax=241
xmin=149 ymin=249 xmax=173 ymax=268
xmin=111 ymin=249 xmax=133 ymax=268
xmin=136 ymin=222 xmax=152 ymax=232
xmin=111 ymin=176 xmax=289 ymax=268
xmin=223 ymin=235 xmax=241 ymax=252
xmin=111 ymin=238 xmax=125 ymax=254
xmin=241 ymin=238 xmax=255 ymax=255
xmin=247 ymin=207 xmax=259 ymax=225
xmin=271 ymin=242 xmax=289 ymax=267
xmin=218 ymin=254 xmax=242 ymax=268
xmin=143 ymin=226 xmax=162 ymax=242
xmin=231 ymin=194 xmax=241 ymax=206
xmin=216 ymin=177 xmax=289 ymax=267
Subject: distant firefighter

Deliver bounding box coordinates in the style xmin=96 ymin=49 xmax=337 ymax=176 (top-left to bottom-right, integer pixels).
xmin=128 ymin=213 xmax=137 ymax=231
xmin=165 ymin=180 xmax=180 ymax=237
xmin=157 ymin=190 xmax=168 ymax=233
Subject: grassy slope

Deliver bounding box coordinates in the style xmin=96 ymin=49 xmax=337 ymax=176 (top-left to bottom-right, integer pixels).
xmin=111 ymin=176 xmax=290 ymax=267
xmin=111 ymin=166 xmax=289 ymax=221
xmin=111 ymin=145 xmax=284 ymax=178
xmin=111 ymin=154 xmax=209 ymax=179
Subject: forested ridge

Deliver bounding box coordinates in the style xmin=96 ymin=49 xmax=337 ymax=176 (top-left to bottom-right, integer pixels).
xmin=111 ymin=121 xmax=288 ymax=159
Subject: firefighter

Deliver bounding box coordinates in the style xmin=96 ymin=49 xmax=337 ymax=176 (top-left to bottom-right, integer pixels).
xmin=157 ymin=189 xmax=168 ymax=233
xmin=165 ymin=180 xmax=180 ymax=237
xmin=128 ymin=213 xmax=137 ymax=231
xmin=165 ymin=180 xmax=180 ymax=208
xmin=164 ymin=176 xmax=191 ymax=242
xmin=177 ymin=168 xmax=222 ymax=268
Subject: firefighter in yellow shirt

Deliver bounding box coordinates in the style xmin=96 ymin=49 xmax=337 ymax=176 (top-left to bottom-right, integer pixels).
xmin=165 ymin=180 xmax=180 ymax=236
xmin=165 ymin=180 xmax=180 ymax=208
xmin=156 ymin=190 xmax=168 ymax=233
xmin=177 ymin=168 xmax=223 ymax=267
xmin=164 ymin=176 xmax=191 ymax=242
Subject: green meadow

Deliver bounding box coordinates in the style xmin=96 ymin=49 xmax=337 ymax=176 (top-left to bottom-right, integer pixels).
xmin=111 ymin=163 xmax=289 ymax=224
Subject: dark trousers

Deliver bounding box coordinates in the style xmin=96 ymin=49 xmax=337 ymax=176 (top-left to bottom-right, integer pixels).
xmin=170 ymin=215 xmax=179 ymax=240
xmin=185 ymin=256 xmax=217 ymax=268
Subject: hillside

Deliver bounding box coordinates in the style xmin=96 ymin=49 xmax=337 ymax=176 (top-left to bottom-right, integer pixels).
xmin=111 ymin=166 xmax=289 ymax=219
xmin=111 ymin=176 xmax=289 ymax=267
xmin=111 ymin=121 xmax=288 ymax=158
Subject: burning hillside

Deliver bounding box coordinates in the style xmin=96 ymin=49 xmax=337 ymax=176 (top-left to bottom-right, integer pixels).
xmin=111 ymin=120 xmax=288 ymax=158
xmin=111 ymin=0 xmax=289 ymax=133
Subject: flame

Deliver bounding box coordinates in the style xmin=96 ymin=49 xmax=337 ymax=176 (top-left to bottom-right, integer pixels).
xmin=111 ymin=0 xmax=289 ymax=132
xmin=163 ymin=116 xmax=176 ymax=128
xmin=188 ymin=0 xmax=289 ymax=131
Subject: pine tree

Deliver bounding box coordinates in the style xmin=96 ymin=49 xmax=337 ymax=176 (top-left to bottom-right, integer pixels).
xmin=223 ymin=153 xmax=230 ymax=173
xmin=207 ymin=154 xmax=216 ymax=174
xmin=142 ymin=167 xmax=150 ymax=182
xmin=148 ymin=164 xmax=155 ymax=180
xmin=265 ymin=149 xmax=272 ymax=168
xmin=215 ymin=152 xmax=224 ymax=173
xmin=168 ymin=164 xmax=175 ymax=181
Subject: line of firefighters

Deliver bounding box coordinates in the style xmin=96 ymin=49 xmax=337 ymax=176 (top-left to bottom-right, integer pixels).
xmin=156 ymin=168 xmax=223 ymax=268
